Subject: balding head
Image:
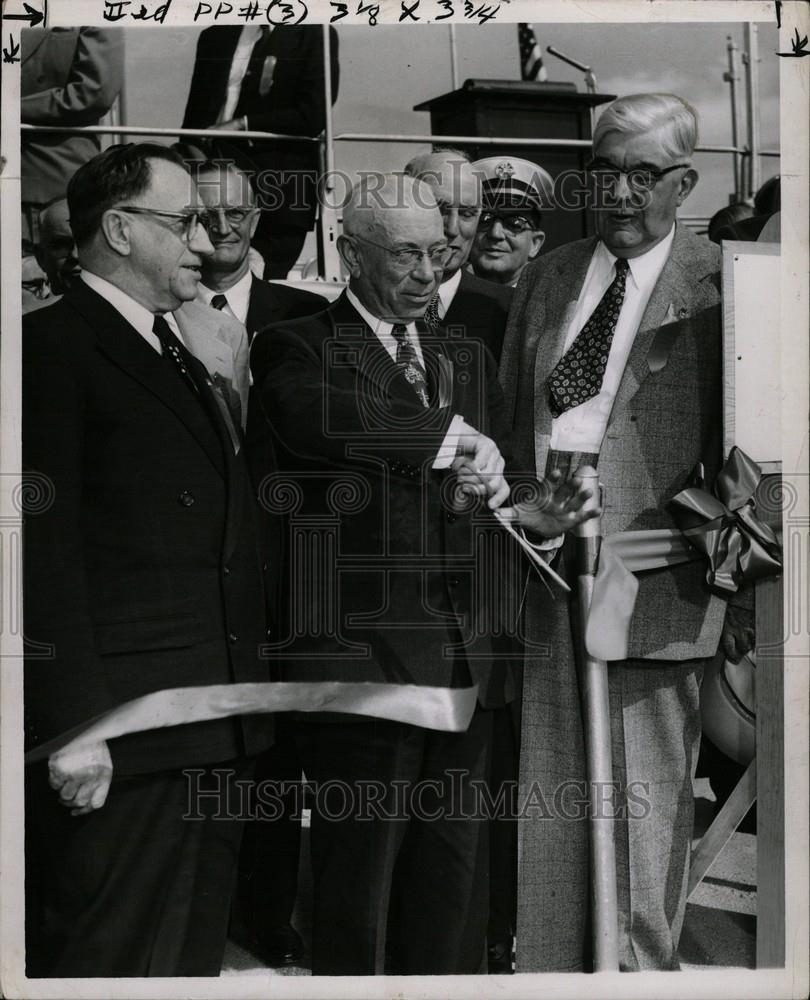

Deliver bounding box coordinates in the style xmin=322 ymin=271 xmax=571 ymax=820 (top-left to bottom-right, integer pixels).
xmin=338 ymin=173 xmax=448 ymax=322
xmin=404 ymin=150 xmax=481 ymax=278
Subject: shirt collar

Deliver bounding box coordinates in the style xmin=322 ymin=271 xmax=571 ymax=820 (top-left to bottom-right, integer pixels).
xmin=198 ymin=269 xmax=253 ymax=324
xmin=345 ymin=287 xmax=417 ymax=340
xmin=437 ymin=268 xmax=463 ymax=317
xmin=596 ymin=223 xmax=676 ymax=292
xmin=80 ymin=270 xmax=160 ymax=339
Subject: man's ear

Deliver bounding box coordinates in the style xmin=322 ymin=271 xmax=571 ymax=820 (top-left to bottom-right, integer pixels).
xmin=337 ymin=234 xmax=361 ymax=276
xmin=676 ymin=168 xmax=699 ymax=206
xmin=528 ymin=229 xmax=545 ymax=261
xmin=249 ymin=208 xmax=260 ymax=240
xmin=100 ymin=210 xmax=132 ymax=257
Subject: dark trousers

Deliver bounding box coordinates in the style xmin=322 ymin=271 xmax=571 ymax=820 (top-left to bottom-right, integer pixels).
xmin=487 ymin=703 xmax=519 ymax=947
xmin=232 ymin=716 xmax=303 ymax=939
xmin=25 ymin=759 xmax=253 ymax=977
xmin=296 ymin=708 xmax=493 ymax=976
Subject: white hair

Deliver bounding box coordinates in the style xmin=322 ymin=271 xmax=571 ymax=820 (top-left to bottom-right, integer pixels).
xmin=593 ymin=93 xmax=699 ymax=160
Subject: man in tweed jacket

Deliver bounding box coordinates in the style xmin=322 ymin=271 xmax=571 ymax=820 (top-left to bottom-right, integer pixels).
xmin=499 ymin=93 xmax=750 ymax=971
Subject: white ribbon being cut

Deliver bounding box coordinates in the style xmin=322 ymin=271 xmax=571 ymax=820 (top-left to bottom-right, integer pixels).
xmin=25 ymin=681 xmax=479 ymax=764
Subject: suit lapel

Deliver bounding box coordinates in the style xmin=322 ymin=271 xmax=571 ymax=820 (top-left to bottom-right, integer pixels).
xmin=247 ymin=275 xmax=276 ymax=341
xmin=66 ymin=283 xmax=226 ymax=478
xmin=608 ymin=225 xmax=700 ymax=421
xmin=328 ymin=293 xmax=416 ymax=403
xmin=529 ymin=241 xmax=596 ymax=473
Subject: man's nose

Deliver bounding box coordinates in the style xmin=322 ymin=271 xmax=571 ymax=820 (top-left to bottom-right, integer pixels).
xmin=208 ymin=208 xmax=232 ymax=234
xmin=412 ymin=251 xmax=437 ymax=283
xmin=488 ymin=218 xmax=507 ymax=240
xmin=443 ymin=208 xmax=460 ymax=239
xmin=190 ymin=222 xmax=215 ymax=256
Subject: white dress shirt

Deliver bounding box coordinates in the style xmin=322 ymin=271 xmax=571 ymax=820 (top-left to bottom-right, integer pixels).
xmin=345 ymin=288 xmax=463 ymax=468
xmin=550 ymin=225 xmax=675 ymax=454
xmin=198 ymin=269 xmax=253 ymax=326
xmin=218 ymin=26 xmax=269 ymax=123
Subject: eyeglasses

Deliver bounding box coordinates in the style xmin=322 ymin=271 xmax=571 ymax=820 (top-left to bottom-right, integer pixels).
xmin=585 ymin=159 xmax=690 ymax=193
xmin=115 ymin=206 xmax=203 ymax=242
xmin=352 ymin=235 xmax=452 ymax=270
xmin=478 ymin=211 xmax=537 ymax=235
xmin=201 ymin=207 xmax=257 ymax=230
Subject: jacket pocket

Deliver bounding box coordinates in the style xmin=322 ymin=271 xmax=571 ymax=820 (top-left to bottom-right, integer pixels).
xmin=93 ymin=610 xmax=206 ymax=655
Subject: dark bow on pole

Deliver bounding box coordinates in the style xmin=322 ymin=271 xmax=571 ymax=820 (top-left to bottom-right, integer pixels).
xmin=669 ymin=447 xmax=782 ymax=594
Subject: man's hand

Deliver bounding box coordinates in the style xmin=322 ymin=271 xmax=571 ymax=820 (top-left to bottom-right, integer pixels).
xmin=453 ymin=421 xmax=509 ymax=509
xmin=498 ymin=470 xmax=599 ymax=538
xmin=48 ymin=741 xmax=113 ymax=817
xmin=721 ymin=604 xmax=755 ymax=664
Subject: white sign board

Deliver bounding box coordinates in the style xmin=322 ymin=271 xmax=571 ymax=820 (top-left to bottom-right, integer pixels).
xmin=722 ymin=241 xmax=782 ymax=473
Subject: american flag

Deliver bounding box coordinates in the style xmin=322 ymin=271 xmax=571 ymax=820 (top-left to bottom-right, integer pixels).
xmin=519 ymin=23 xmax=547 ymax=82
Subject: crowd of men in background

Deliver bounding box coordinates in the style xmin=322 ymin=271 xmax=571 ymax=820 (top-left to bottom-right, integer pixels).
xmin=18 ymin=22 xmax=778 ymax=985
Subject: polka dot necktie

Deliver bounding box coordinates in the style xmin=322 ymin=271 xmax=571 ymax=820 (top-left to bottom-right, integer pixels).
xmin=152 ymin=316 xmax=200 ymax=398
xmin=547 ymin=257 xmax=630 ymax=418
xmin=391 ymin=323 xmax=430 ymax=408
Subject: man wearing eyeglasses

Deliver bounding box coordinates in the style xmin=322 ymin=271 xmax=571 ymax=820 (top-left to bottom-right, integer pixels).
xmin=252 ymin=172 xmax=594 ymax=976
xmin=405 ymin=149 xmax=513 ymax=362
xmin=469 ymin=156 xmax=553 ymax=289
xmin=194 ymin=160 xmax=327 ymax=342
xmin=500 ymin=94 xmax=751 ymax=971
xmin=23 ymin=143 xmax=279 ymax=977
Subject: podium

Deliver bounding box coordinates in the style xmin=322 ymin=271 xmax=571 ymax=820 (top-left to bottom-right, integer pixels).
xmin=413 ymin=80 xmax=615 ymax=252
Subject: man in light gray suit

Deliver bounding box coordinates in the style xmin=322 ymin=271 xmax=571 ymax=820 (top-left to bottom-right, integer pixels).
xmin=500 ymin=93 xmax=753 ymax=972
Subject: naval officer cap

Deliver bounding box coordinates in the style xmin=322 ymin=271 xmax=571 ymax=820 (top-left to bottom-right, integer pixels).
xmin=472 ymin=156 xmax=554 ymax=213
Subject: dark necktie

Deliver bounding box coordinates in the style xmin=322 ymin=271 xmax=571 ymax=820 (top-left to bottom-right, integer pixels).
xmin=424 ymin=293 xmax=441 ymax=333
xmin=153 ymin=316 xmax=242 ymax=453
xmin=153 ymin=316 xmax=200 ymax=398
xmin=391 ymin=323 xmax=430 ymax=408
xmin=547 ymin=257 xmax=630 ymax=418
xmin=210 ymin=293 xmax=228 ymax=311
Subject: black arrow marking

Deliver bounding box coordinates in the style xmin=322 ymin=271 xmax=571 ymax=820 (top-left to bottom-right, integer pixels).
xmin=3 ymin=3 xmax=45 ymax=28
xmin=3 ymin=33 xmax=21 ymax=62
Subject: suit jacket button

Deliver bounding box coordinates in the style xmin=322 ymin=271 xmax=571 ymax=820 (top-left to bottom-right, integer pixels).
xmin=179 ymin=490 xmax=195 ymax=506
xmin=228 ymin=632 xmax=239 ymax=644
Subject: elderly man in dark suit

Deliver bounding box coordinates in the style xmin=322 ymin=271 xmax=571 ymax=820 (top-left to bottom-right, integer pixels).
xmin=405 ymin=149 xmax=513 ymax=362
xmin=182 ymin=25 xmax=339 ymax=278
xmin=23 ymin=143 xmax=278 ymax=978
xmin=500 ymin=93 xmax=753 ymax=972
xmin=252 ymin=172 xmax=593 ymax=975
xmin=21 ymin=27 xmax=123 ymax=242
